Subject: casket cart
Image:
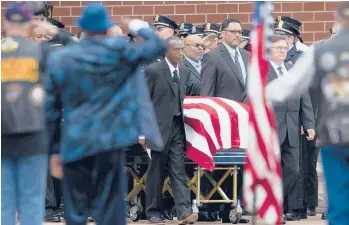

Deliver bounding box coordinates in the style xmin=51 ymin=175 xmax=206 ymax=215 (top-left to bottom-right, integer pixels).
xmin=125 ymin=148 xmax=246 ymax=223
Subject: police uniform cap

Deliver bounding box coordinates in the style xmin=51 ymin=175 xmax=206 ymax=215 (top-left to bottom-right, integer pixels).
xmin=203 ymin=23 xmax=220 ymax=35
xmin=46 ymin=18 xmax=65 ymax=28
xmin=275 ymin=16 xmax=302 ymax=27
xmin=193 ymin=26 xmax=205 ymax=37
xmin=178 ymin=22 xmax=194 ymax=35
xmin=153 ymin=15 xmax=178 ymax=30
xmin=242 ymin=29 xmax=250 ymax=40
xmin=274 ymin=20 xmax=300 ymax=37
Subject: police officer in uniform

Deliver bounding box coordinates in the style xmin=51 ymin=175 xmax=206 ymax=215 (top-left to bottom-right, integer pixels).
xmin=145 ymin=15 xmax=178 ymax=66
xmin=274 ymin=16 xmax=314 ymax=220
xmin=267 ymin=4 xmax=349 ymax=225
xmin=1 ymin=3 xmax=74 ymax=225
xmin=274 ymin=16 xmax=306 ymax=65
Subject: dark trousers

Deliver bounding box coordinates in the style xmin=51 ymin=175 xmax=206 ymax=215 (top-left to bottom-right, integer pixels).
xmin=280 ymin=134 xmax=300 ymax=212
xmin=63 ymin=150 xmax=126 ymax=225
xmin=306 ymin=139 xmax=319 ymax=208
xmin=145 ymin=116 xmax=191 ymax=220
xmin=46 ymin=174 xmax=62 ymax=212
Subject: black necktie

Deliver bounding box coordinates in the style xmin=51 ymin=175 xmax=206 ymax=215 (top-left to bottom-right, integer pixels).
xmin=173 ymin=69 xmax=181 ymax=115
xmin=277 ymin=66 xmax=284 ymax=76
xmin=234 ymin=51 xmax=245 ymax=83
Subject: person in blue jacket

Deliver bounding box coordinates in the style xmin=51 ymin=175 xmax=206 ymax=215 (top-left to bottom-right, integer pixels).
xmin=45 ymin=3 xmax=167 ymax=225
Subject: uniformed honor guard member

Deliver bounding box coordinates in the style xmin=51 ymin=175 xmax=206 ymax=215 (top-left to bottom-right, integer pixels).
xmin=267 ymin=3 xmax=349 ymax=225
xmin=275 ymin=15 xmax=319 ymax=220
xmin=274 ymin=16 xmax=305 ymax=65
xmin=145 ymin=15 xmax=178 ymax=66
xmin=1 ymin=2 xmax=73 ymax=225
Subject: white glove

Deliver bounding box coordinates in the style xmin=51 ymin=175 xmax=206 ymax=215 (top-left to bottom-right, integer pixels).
xmin=128 ymin=19 xmax=150 ymax=36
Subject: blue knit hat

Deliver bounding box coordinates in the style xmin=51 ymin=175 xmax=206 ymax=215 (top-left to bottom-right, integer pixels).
xmin=76 ymin=3 xmax=115 ymax=32
xmin=6 ymin=2 xmax=33 ymax=23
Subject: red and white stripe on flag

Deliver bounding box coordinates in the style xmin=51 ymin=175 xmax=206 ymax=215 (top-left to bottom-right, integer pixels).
xmin=183 ymin=96 xmax=249 ymax=171
xmin=243 ymin=2 xmax=283 ymax=225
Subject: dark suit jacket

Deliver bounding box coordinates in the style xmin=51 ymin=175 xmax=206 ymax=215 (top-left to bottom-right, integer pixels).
xmin=181 ymin=56 xmax=201 ymax=96
xmin=200 ymin=43 xmax=249 ymax=103
xmin=145 ymin=59 xmax=190 ymax=151
xmin=268 ymin=63 xmax=315 ymax=147
xmin=285 ymin=45 xmax=303 ymax=66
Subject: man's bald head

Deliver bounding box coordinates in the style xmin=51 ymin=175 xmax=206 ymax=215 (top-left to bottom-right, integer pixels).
xmin=184 ymin=35 xmax=203 ymax=45
xmin=183 ymin=35 xmax=204 ymax=62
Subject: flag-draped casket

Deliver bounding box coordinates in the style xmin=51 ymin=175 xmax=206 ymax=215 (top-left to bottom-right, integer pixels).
xmin=183 ymin=96 xmax=249 ymax=171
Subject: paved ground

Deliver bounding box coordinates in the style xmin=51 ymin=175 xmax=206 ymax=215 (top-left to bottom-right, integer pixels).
xmin=45 ymin=214 xmax=326 ymax=225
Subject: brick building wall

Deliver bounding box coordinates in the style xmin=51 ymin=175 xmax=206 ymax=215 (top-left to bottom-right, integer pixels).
xmin=1 ymin=1 xmax=341 ymax=45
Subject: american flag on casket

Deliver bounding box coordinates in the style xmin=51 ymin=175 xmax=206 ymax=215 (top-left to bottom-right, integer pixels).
xmin=183 ymin=96 xmax=249 ymax=171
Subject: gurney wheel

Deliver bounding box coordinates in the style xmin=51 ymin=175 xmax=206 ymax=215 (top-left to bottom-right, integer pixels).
xmin=130 ymin=204 xmax=143 ymax=222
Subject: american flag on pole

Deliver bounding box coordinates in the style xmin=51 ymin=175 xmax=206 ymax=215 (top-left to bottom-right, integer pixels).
xmin=183 ymin=96 xmax=249 ymax=172
xmin=243 ymin=2 xmax=283 ymax=225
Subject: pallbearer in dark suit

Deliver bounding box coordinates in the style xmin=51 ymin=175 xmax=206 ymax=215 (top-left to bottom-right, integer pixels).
xmin=145 ymin=36 xmax=198 ymax=225
xmin=200 ymin=18 xmax=250 ymax=223
xmin=182 ymin=35 xmax=204 ymax=96
xmin=268 ymin=35 xmax=315 ymax=222
xmin=200 ymin=18 xmax=249 ymax=103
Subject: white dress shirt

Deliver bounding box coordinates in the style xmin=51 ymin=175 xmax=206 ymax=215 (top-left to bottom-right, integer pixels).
xmin=165 ymin=57 xmax=179 ymax=78
xmin=269 ymin=60 xmax=287 ymax=77
xmin=266 ymin=46 xmax=316 ymax=104
xmin=223 ymin=43 xmax=247 ymax=82
xmin=184 ymin=56 xmax=201 ymax=73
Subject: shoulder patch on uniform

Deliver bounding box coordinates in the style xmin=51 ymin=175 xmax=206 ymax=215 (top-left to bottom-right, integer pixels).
xmin=319 ymin=52 xmax=337 ymax=72
xmin=1 ymin=38 xmax=19 ymax=52
xmin=29 ymin=85 xmax=45 ymax=107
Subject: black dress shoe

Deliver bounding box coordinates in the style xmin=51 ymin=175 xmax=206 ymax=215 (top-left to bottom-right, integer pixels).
xmin=239 ymin=217 xmax=250 ymax=223
xmin=198 ymin=211 xmax=210 ymax=221
xmin=321 ymin=212 xmax=327 ymax=220
xmin=285 ymin=211 xmax=300 ymax=221
xmin=147 ymin=216 xmax=165 ymax=224
xmin=299 ymin=212 xmax=307 ymax=219
xmin=45 ymin=213 xmax=61 ymax=223
xmin=162 ymin=210 xmax=173 ymax=221
xmin=307 ymin=207 xmax=316 ymax=216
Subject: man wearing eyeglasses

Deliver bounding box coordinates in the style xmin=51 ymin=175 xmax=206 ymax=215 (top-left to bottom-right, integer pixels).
xmin=200 ymin=18 xmax=250 ymax=224
xmin=182 ymin=35 xmax=204 ymax=96
xmin=200 ymin=18 xmax=248 ymax=104
xmin=268 ymin=35 xmax=315 ymax=223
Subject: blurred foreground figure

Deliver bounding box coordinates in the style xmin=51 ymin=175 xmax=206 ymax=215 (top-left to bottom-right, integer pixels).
xmin=45 ymin=3 xmax=166 ymax=225
xmin=266 ymin=2 xmax=349 ymax=225
xmin=1 ymin=2 xmax=73 ymax=225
